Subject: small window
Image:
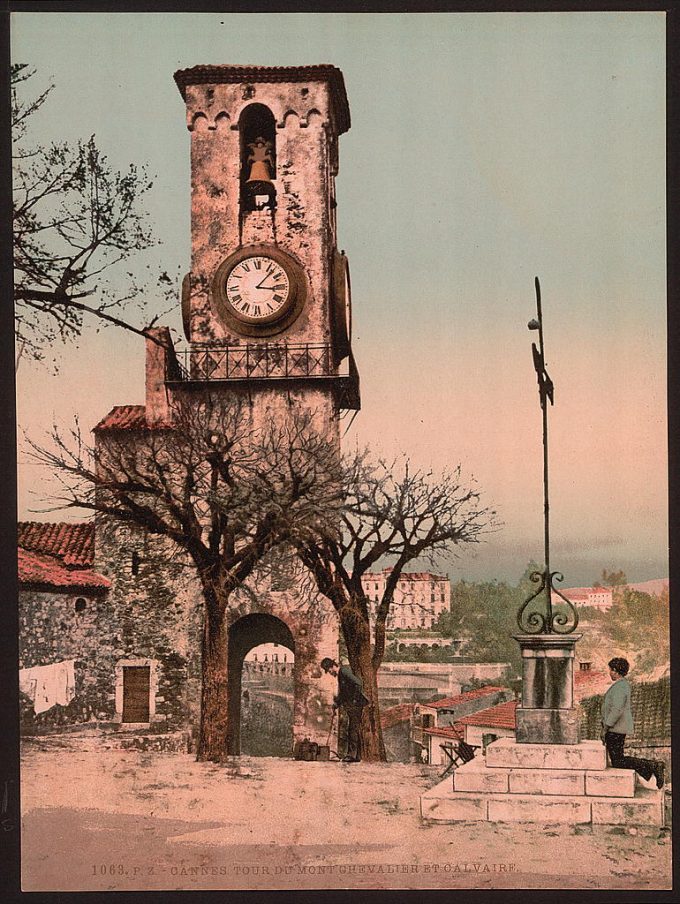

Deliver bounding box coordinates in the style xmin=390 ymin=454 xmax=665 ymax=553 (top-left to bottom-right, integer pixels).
xmin=131 ymin=551 xmax=140 ymax=576
xmin=74 ymin=597 xmax=87 ymax=613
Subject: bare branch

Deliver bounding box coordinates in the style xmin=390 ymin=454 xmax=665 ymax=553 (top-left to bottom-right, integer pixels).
xmin=12 ymin=66 xmax=174 ymax=366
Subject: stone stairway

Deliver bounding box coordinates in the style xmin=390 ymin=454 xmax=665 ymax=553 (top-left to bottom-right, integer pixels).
xmin=420 ymin=738 xmax=664 ymax=826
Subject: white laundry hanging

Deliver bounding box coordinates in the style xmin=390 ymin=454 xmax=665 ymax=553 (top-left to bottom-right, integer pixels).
xmin=19 ymin=660 xmax=76 ymax=714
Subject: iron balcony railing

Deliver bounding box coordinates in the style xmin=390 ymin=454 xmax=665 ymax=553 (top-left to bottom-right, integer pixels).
xmin=167 ymin=343 xmax=361 ymax=410
xmin=175 ymin=343 xmax=334 ymax=381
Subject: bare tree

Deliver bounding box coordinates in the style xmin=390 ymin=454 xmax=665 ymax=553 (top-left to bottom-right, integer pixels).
xmin=12 ymin=64 xmax=174 ymax=368
xmin=294 ymin=452 xmax=496 ymax=761
xmin=27 ymin=395 xmax=341 ymax=761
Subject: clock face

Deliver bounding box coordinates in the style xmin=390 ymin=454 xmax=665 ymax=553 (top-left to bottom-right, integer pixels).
xmin=224 ymin=256 xmax=291 ymax=324
xmin=332 ymin=249 xmax=352 ymax=362
xmin=212 ymin=245 xmax=306 ymax=337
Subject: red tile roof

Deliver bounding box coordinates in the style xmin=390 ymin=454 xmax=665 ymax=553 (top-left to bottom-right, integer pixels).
xmin=93 ymin=405 xmax=149 ymax=432
xmin=380 ymin=703 xmax=414 ymax=730
xmin=574 ymin=670 xmax=611 ymax=700
xmin=424 ymin=725 xmax=463 ymax=740
xmin=18 ymin=521 xmax=94 ymax=567
xmin=423 ymin=686 xmax=508 ymax=711
xmin=18 ymin=547 xmax=110 ymax=593
xmin=551 ymin=586 xmax=612 ymax=600
xmin=455 ymin=700 xmax=518 ymax=730
xmin=574 ymin=669 xmax=606 ymax=683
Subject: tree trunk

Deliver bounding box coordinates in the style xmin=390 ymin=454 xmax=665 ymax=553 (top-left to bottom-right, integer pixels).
xmin=342 ymin=611 xmax=386 ymax=762
xmin=197 ymin=601 xmax=229 ymax=762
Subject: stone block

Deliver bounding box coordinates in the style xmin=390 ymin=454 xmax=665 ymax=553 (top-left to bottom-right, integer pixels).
xmin=454 ymin=759 xmax=509 ymax=793
xmin=585 ymin=768 xmax=636 ymax=798
xmin=515 ymin=707 xmax=580 ymax=745
xmin=487 ymin=794 xmax=592 ymax=824
xmin=591 ymin=789 xmax=664 ymax=827
xmin=486 ymin=738 xmax=606 ymax=771
xmin=508 ymin=768 xmax=585 ymax=796
xmin=421 ymin=791 xmax=488 ymax=822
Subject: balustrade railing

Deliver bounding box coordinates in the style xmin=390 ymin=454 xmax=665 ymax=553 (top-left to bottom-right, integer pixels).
xmin=172 ymin=343 xmax=335 ymax=382
xmin=167 ymin=343 xmax=360 ymax=410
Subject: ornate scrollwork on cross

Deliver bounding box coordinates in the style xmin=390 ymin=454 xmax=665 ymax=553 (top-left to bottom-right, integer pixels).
xmin=517 ymin=569 xmax=579 ymax=635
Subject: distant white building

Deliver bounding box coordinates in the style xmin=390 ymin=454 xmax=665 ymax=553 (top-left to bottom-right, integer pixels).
xmin=243 ymin=643 xmax=295 ymax=676
xmin=361 ymin=568 xmax=451 ymax=630
xmin=552 ymin=585 xmax=613 ymax=612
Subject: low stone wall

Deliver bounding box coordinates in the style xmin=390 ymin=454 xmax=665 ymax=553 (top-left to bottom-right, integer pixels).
xmin=378 ymin=662 xmax=510 ymax=707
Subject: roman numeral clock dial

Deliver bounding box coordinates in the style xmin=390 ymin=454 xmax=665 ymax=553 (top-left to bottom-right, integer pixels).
xmin=212 ymin=245 xmax=306 ymax=338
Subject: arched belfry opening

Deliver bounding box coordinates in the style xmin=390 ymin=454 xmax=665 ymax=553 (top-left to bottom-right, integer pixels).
xmin=227 ymin=612 xmax=294 ymax=756
xmin=239 ymin=103 xmax=277 ymax=212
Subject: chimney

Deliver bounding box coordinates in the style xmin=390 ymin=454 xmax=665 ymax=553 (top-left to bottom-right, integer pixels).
xmin=145 ymin=327 xmax=176 ymax=427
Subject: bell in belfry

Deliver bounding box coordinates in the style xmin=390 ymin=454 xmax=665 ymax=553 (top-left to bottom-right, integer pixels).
xmin=244 ymin=136 xmax=276 ymax=210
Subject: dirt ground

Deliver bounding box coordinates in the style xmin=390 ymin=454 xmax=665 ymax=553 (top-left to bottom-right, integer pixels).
xmin=20 ymin=735 xmax=672 ymax=892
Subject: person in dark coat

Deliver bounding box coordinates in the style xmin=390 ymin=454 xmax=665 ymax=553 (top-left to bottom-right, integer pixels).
xmin=601 ymin=657 xmax=665 ymax=788
xmin=321 ymin=657 xmax=369 ymax=762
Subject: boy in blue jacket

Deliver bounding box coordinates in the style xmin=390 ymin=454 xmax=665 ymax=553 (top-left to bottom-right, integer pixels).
xmin=601 ymin=657 xmax=664 ymax=788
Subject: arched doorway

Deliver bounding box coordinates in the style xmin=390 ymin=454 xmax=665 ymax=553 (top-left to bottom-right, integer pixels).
xmin=227 ymin=613 xmax=294 ymax=756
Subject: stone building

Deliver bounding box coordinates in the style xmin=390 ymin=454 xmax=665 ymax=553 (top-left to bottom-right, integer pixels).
xmin=243 ymin=643 xmax=295 ymax=677
xmin=18 ymin=64 xmax=360 ymax=756
xmin=412 ymin=686 xmax=515 ymax=766
xmin=362 ymin=567 xmax=451 ymax=629
xmin=551 ymin=585 xmax=613 ymax=612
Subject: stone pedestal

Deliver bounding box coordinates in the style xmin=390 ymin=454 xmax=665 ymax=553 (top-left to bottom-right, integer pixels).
xmin=420 ymin=738 xmax=664 ymax=827
xmin=514 ymin=633 xmax=581 ymax=744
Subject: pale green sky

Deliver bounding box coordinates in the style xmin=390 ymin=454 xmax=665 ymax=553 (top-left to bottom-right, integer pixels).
xmin=13 ymin=12 xmax=667 ymax=583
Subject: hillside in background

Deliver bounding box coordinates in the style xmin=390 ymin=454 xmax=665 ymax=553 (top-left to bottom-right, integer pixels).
xmin=426 ymin=569 xmax=669 ymax=683
xmin=567 ymin=586 xmax=669 ymax=681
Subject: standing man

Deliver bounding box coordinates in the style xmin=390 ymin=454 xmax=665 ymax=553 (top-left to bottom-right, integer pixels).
xmin=321 ymin=658 xmax=369 ymax=763
xmin=601 ymin=656 xmax=665 ymax=788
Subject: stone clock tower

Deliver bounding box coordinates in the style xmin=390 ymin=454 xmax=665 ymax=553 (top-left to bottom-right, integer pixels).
xmin=173 ymin=64 xmax=357 ymax=395
xmin=165 ymin=64 xmax=360 ymax=753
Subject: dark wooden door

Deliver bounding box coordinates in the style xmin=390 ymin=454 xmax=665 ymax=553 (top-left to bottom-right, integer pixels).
xmin=122 ymin=666 xmax=150 ymax=722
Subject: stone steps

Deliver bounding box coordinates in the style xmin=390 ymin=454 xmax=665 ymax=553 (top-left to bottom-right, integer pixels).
xmin=421 ymin=779 xmax=664 ymax=825
xmin=453 ymin=756 xmax=636 ymax=797
xmin=420 ymin=739 xmax=664 ymax=827
xmin=486 ymin=737 xmax=607 ymax=771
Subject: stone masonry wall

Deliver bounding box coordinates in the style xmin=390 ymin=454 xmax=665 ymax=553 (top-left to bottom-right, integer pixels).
xmin=93 ymin=516 xmax=204 ymax=730
xmin=19 ymin=588 xmax=111 ymax=727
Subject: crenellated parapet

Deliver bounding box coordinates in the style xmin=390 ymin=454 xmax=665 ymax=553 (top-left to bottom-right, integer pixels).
xmin=187 ymin=106 xmax=325 ymax=132
xmin=175 ymin=64 xmax=350 ymax=134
